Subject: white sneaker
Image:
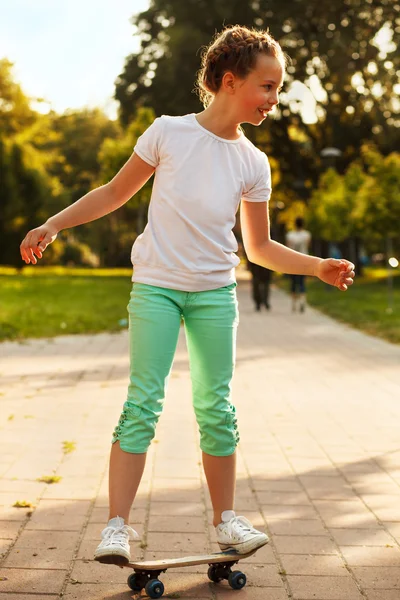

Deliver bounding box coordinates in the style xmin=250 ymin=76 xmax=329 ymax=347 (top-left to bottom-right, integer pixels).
xmin=215 ymin=510 xmax=269 ymax=555
xmin=94 ymin=516 xmax=139 ymax=566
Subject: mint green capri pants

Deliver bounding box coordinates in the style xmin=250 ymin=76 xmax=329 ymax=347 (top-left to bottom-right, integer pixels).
xmin=111 ymin=282 xmax=240 ymax=456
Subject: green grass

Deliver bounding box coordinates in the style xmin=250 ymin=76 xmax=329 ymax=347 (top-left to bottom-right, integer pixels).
xmin=279 ymin=267 xmax=400 ymax=344
xmin=0 ymin=267 xmax=132 ymax=341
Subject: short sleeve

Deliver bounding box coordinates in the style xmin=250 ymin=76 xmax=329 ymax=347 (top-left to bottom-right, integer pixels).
xmin=133 ymin=117 xmax=164 ymax=167
xmin=242 ymin=153 xmax=272 ymax=203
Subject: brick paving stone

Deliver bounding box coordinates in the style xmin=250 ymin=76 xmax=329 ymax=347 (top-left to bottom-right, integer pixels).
xmin=252 ymin=477 xmax=303 ymax=492
xmin=0 ymin=521 xmax=22 ymax=538
xmin=269 ymin=519 xmax=328 ymax=536
xmin=215 ymin=587 xmax=289 ymax=599
xmin=382 ymin=521 xmax=400 ymax=544
xmin=280 ymin=554 xmax=349 ymax=576
xmin=340 ymin=545 xmax=400 ymax=566
xmin=286 ymin=574 xmax=363 ymax=599
xmin=237 ymin=563 xmax=283 ymax=587
xmin=12 ymin=529 xmax=79 ymax=551
xmin=62 ymin=583 xmax=135 ymax=600
xmin=351 ymin=566 xmax=400 ymax=589
xmin=149 ymin=501 xmax=205 ymax=517
xmin=69 ymin=560 xmax=128 ymax=584
xmin=273 ymin=535 xmax=338 ymax=555
xmin=0 ymin=567 xmax=66 ymax=593
xmin=1 ymin=275 xmax=400 ymax=600
xmin=3 ymin=546 xmax=73 ymax=569
xmin=148 ymin=515 xmax=206 ymax=533
xmin=313 ymin=500 xmax=381 ymax=529
xmin=146 ymin=531 xmax=208 ymax=553
xmin=25 ymin=499 xmax=90 ymax=531
xmin=0 ymin=539 xmax=13 ymax=558
xmin=329 ymin=528 xmax=394 ymax=546
xmin=256 ymin=490 xmax=311 ymax=505
xmin=0 ymin=596 xmax=60 ymax=600
xmin=261 ymin=504 xmax=320 ymax=521
xmin=365 ymin=591 xmax=400 ymax=600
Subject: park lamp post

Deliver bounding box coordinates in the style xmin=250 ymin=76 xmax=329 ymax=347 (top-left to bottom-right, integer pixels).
xmin=320 ymin=147 xmax=343 ymax=170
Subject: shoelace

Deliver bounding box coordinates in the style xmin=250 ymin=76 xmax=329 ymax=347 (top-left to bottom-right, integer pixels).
xmin=102 ymin=524 xmax=139 ymax=546
xmin=231 ymin=516 xmax=257 ymax=535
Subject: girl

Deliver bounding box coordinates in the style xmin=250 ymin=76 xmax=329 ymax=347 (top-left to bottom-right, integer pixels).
xmin=20 ymin=25 xmax=355 ymax=565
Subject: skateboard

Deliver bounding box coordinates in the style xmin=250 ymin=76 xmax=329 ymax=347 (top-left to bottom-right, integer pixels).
xmin=121 ymin=544 xmax=267 ymax=598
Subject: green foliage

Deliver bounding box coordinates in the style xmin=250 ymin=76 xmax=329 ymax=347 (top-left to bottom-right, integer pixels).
xmin=0 ymin=138 xmax=52 ymax=266
xmin=49 ymin=109 xmax=118 ymax=203
xmin=0 ymin=59 xmax=37 ymax=136
xmin=37 ymin=475 xmax=62 ymax=484
xmin=13 ymin=500 xmax=34 ymax=508
xmin=62 ymin=441 xmax=77 ymax=454
xmin=0 ymin=60 xmax=121 ymax=266
xmin=355 ymin=146 xmax=400 ymax=239
xmin=307 ymin=146 xmax=400 ymax=262
xmin=85 ymin=107 xmax=156 ymax=267
xmin=116 ymin=0 xmax=399 ymax=171
xmin=308 ymin=168 xmax=351 ymax=242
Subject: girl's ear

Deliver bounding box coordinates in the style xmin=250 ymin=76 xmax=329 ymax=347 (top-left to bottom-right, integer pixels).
xmin=221 ymin=71 xmax=236 ymax=94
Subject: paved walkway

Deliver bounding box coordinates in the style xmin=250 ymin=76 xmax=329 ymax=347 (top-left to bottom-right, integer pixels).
xmin=1 ymin=275 xmax=400 ymax=600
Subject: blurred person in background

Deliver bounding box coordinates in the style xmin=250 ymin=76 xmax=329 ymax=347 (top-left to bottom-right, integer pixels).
xmin=246 ymin=254 xmax=272 ymax=311
xmin=285 ymin=217 xmax=311 ymax=312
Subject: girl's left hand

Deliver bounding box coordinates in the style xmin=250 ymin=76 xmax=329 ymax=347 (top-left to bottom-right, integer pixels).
xmin=315 ymin=258 xmax=355 ymax=291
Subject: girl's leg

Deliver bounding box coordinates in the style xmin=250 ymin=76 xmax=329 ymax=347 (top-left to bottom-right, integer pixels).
xmin=183 ymin=284 xmax=239 ymax=527
xmin=291 ymin=275 xmax=298 ymax=311
xmin=251 ymin=275 xmax=261 ymax=310
xmin=202 ymin=450 xmax=236 ymax=527
xmin=299 ymin=276 xmax=306 ymax=312
xmin=108 ymin=444 xmax=146 ymax=522
xmin=109 ymin=284 xmax=182 ymax=523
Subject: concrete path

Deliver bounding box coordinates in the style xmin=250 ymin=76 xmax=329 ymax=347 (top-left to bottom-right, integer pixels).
xmin=1 ymin=275 xmax=400 ymax=599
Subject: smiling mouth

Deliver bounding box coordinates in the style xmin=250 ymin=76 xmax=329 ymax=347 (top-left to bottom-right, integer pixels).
xmin=258 ymin=108 xmax=270 ymax=118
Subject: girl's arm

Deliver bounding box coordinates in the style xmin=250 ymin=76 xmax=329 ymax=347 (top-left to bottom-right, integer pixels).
xmin=240 ymin=200 xmax=355 ymax=291
xmin=20 ymin=153 xmax=155 ymax=264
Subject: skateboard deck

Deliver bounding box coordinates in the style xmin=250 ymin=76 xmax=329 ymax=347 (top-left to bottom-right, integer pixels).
xmin=127 ymin=545 xmax=260 ymax=570
xmin=122 ymin=543 xmax=268 ymax=598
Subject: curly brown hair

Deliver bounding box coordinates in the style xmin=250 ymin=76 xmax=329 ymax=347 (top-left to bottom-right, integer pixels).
xmin=196 ymin=25 xmax=287 ymax=108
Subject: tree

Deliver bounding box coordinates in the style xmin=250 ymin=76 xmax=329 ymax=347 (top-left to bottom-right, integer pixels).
xmin=0 ymin=140 xmax=51 ymax=266
xmin=84 ymin=107 xmax=156 ymax=266
xmin=0 ymin=59 xmax=37 ymax=137
xmin=355 ymin=146 xmax=400 ymax=252
xmin=115 ymin=0 xmax=399 ymax=171
xmin=49 ymin=109 xmax=119 ymax=205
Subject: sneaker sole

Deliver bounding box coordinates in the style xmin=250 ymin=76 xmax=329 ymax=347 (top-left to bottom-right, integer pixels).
xmin=94 ymin=553 xmax=129 ymax=566
xmin=218 ymin=536 xmax=269 ymax=555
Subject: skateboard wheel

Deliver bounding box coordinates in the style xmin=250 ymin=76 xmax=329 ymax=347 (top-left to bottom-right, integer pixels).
xmin=127 ymin=573 xmax=143 ymax=591
xmin=145 ymin=578 xmax=164 ymax=598
xmin=228 ymin=570 xmax=247 ymax=590
xmin=207 ymin=565 xmax=223 ymax=583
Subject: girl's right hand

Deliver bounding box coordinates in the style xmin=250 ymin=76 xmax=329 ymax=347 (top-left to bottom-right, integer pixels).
xmin=20 ymin=222 xmax=59 ymax=265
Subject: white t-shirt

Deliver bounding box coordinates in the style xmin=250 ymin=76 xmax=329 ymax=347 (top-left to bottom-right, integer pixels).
xmin=131 ymin=113 xmax=272 ymax=291
xmin=285 ymin=229 xmax=311 ymax=255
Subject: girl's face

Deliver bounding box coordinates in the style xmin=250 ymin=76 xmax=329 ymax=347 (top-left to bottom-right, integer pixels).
xmin=234 ymin=54 xmax=284 ymax=125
